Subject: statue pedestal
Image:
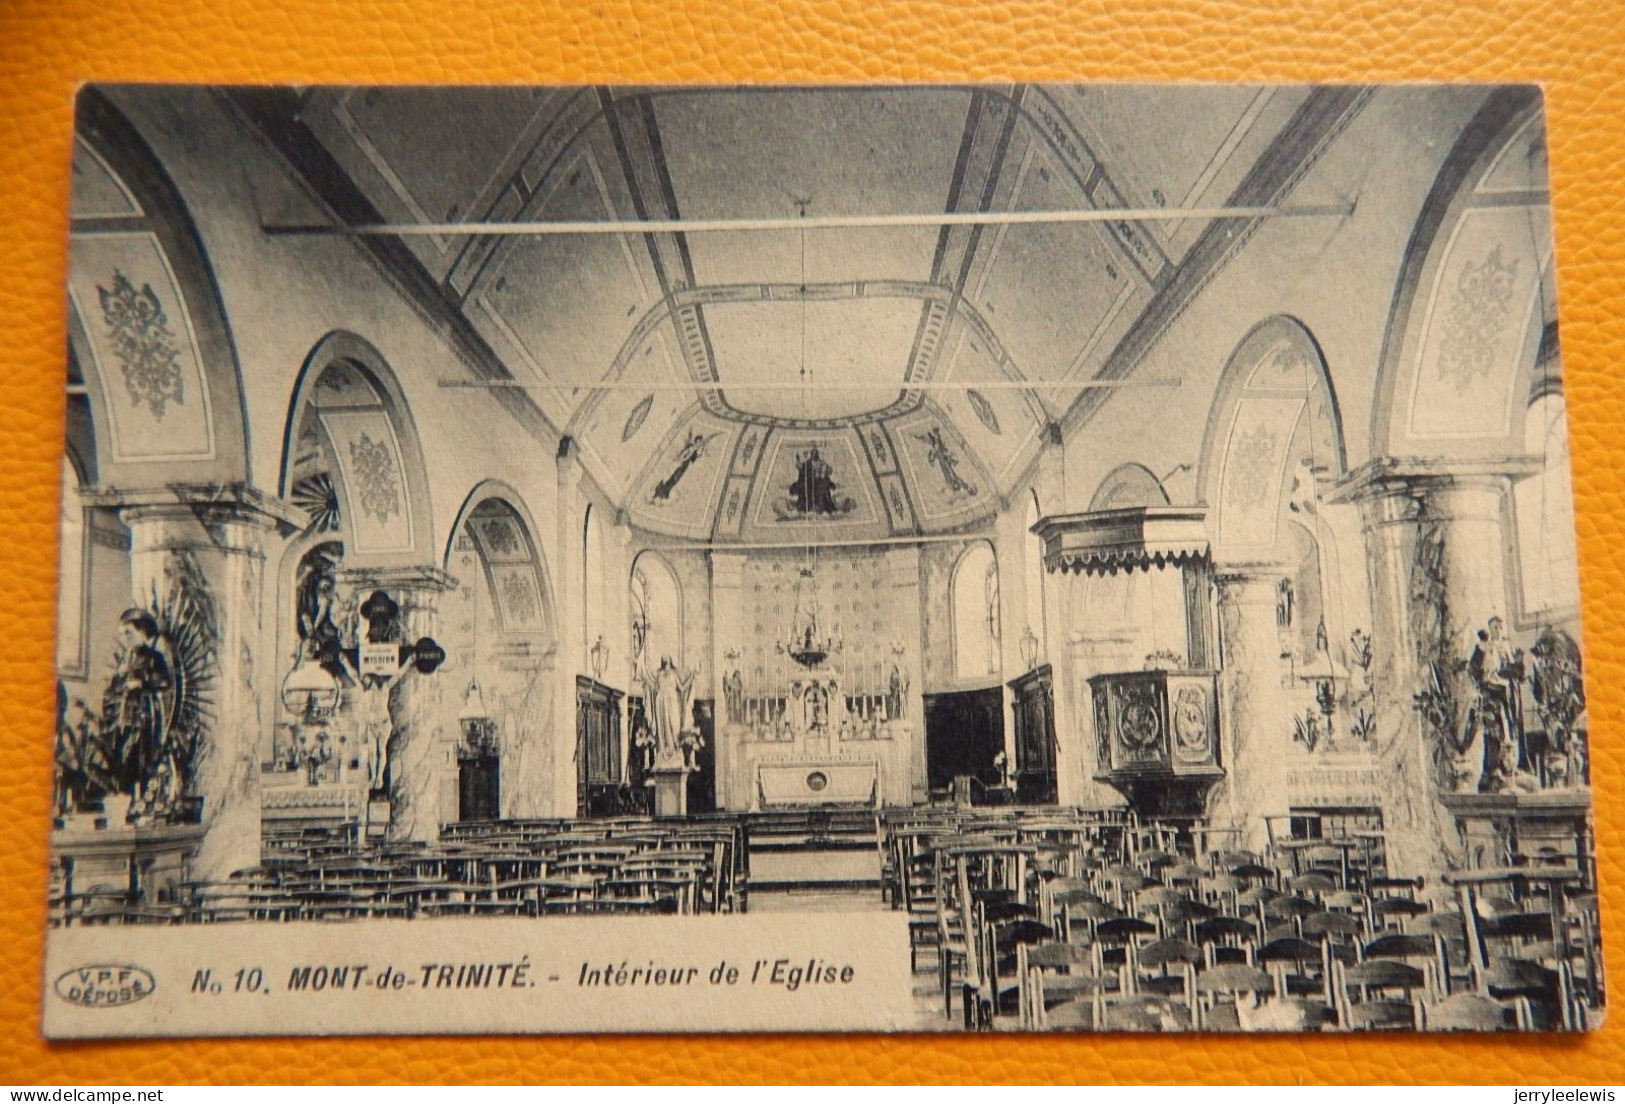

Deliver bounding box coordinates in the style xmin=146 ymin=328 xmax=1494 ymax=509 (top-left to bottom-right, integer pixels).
xmin=50 ymin=822 xmax=207 ymax=921
xmin=648 ymin=766 xmax=693 ymax=818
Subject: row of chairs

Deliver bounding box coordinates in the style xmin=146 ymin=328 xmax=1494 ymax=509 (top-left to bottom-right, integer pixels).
xmin=57 ymin=816 xmax=748 ymax=925
xmin=881 ymin=807 xmax=1603 ymax=1033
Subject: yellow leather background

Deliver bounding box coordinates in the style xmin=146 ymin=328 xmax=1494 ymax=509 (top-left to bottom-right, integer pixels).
xmin=2 ymin=0 xmax=1622 ymax=1084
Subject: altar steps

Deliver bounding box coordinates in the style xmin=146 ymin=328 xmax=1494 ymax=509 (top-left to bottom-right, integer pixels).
xmin=742 ymin=810 xmax=884 ymax=893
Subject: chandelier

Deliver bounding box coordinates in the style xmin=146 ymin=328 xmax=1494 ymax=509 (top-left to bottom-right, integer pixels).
xmin=779 ymin=554 xmax=842 ymax=669
xmin=773 ymin=198 xmax=842 ymax=672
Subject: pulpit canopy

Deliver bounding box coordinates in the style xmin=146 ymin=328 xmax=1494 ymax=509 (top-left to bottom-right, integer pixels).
xmin=1032 ymin=507 xmax=1210 ymax=576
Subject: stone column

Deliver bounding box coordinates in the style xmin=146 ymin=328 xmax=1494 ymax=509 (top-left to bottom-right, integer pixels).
xmin=336 ymin=565 xmax=457 ymax=843
xmin=93 ymin=485 xmax=301 ymax=883
xmin=709 ymin=551 xmax=746 ymax=810
xmin=1332 ymin=457 xmax=1538 ymax=875
xmin=499 ymin=647 xmax=557 ymax=821
xmin=551 ymin=438 xmax=587 ymax=819
xmin=1211 ymin=564 xmax=1294 ymax=853
xmin=883 ymin=545 xmax=928 ymax=804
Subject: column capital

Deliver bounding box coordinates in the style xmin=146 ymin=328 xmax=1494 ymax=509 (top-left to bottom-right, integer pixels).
xmin=1211 ymin=560 xmax=1286 ymax=586
xmin=335 ymin=564 xmax=459 ymax=595
xmin=83 ymin=482 xmax=307 ymax=533
xmin=1327 ymin=455 xmax=1544 ymax=507
xmin=556 ymin=434 xmax=583 ymax=480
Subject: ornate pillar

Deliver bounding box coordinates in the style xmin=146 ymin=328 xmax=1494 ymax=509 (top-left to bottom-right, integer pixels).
xmin=552 ymin=438 xmax=586 ymax=818
xmin=336 ymin=565 xmax=457 ymax=842
xmin=1211 ymin=564 xmax=1293 ymax=853
xmin=90 ymin=485 xmax=302 ymax=883
xmin=883 ymin=545 xmax=926 ymax=804
xmin=1332 ymin=457 xmax=1539 ymax=875
xmin=709 ymin=551 xmax=746 ymax=810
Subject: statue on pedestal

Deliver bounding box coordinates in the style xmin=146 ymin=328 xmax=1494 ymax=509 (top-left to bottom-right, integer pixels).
xmin=104 ymin=610 xmax=174 ymax=808
xmin=1463 ymin=616 xmax=1528 ymax=793
xmin=723 ymin=667 xmax=744 ymax=725
xmin=57 ymin=557 xmax=217 ymax=826
xmin=640 ymin=655 xmax=696 ymax=769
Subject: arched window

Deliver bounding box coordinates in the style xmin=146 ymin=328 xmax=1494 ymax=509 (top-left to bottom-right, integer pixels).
xmin=630 ymin=552 xmax=683 ymax=673
xmin=1515 ymin=393 xmax=1581 ymax=619
xmin=952 ymin=542 xmax=1001 ymax=682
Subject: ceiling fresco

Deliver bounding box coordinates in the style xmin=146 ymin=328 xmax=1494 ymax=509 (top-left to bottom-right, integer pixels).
xmin=296 ymin=84 xmax=1304 ymax=539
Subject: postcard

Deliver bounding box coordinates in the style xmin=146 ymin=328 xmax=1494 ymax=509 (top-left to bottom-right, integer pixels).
xmin=43 ymin=83 xmax=1598 ymax=1037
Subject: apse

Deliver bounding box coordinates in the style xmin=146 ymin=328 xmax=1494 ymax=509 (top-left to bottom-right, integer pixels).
xmin=43 ymin=84 xmax=1599 ymax=1041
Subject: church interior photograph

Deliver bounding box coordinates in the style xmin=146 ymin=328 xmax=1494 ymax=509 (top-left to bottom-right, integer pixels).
xmin=48 ymin=82 xmax=1600 ymax=1033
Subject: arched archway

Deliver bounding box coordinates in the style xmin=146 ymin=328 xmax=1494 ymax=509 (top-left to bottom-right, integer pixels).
xmin=1198 ymin=315 xmax=1347 ymax=563
xmin=1088 ymin=463 xmax=1172 ymax=512
xmin=442 ymin=482 xmax=558 ymax=821
xmin=279 ymin=331 xmax=434 ymax=567
xmin=629 ymin=550 xmax=684 ymax=675
xmin=1370 ymin=89 xmax=1552 ymax=459
xmin=67 ymin=90 xmax=249 ymax=486
xmin=444 ymin=482 xmax=557 ymax=646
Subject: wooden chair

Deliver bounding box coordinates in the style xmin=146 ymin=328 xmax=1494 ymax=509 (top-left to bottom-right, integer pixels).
xmin=1258 ymin=936 xmax=1329 ymax=1001
xmin=1195 ymin=962 xmax=1276 ymax=1031
xmin=1193 ymin=914 xmax=1257 ymax=967
xmin=1019 ymin=942 xmax=1099 ymax=1028
xmin=1362 ymin=931 xmax=1450 ymax=1001
xmin=1131 ymin=937 xmax=1202 ymax=1009
xmin=1333 ymin=959 xmax=1426 ymax=1030
xmin=973 ymin=913 xmax=1053 ymax=1026
xmin=1422 ymin=991 xmax=1520 ymax=1031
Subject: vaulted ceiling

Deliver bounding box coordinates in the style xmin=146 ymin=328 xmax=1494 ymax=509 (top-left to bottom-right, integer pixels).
xmin=266 ymin=84 xmax=1318 ymax=541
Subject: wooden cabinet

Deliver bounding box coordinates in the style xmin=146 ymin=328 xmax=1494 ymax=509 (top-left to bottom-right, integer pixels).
xmin=575 ymin=676 xmax=624 ymax=818
xmin=1008 ymin=664 xmax=1058 ymax=805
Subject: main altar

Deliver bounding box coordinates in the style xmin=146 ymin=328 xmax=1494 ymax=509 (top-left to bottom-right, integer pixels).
xmin=711 ymin=548 xmax=919 ymax=810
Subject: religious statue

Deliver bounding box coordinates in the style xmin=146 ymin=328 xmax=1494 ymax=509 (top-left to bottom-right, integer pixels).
xmin=1462 ymin=616 xmax=1528 ymax=793
xmin=295 ymin=543 xmax=346 ymax=676
xmin=1529 ymin=626 xmax=1587 ymax=788
xmin=1276 ymin=578 xmax=1295 ymax=630
xmin=103 ymin=609 xmax=175 ymax=815
xmin=339 ymin=648 xmax=416 ymax=791
xmin=51 ymin=558 xmax=214 ymax=826
xmin=639 ymin=655 xmax=697 ymax=769
xmin=292 ymin=704 xmax=335 ymax=785
xmin=886 ymin=661 xmax=910 ymax=720
xmin=723 ymin=667 xmax=745 ymax=725
xmin=630 ymin=719 xmax=655 ymax=785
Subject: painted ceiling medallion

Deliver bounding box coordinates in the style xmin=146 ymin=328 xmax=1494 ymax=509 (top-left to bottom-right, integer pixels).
xmin=97 ymin=269 xmax=185 ymax=420
xmin=966 ymin=389 xmax=1001 ymax=435
xmin=348 ymin=431 xmax=402 ymax=524
xmin=621 ymin=394 xmax=654 ymax=442
xmin=774 ymin=446 xmax=856 ymax=520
